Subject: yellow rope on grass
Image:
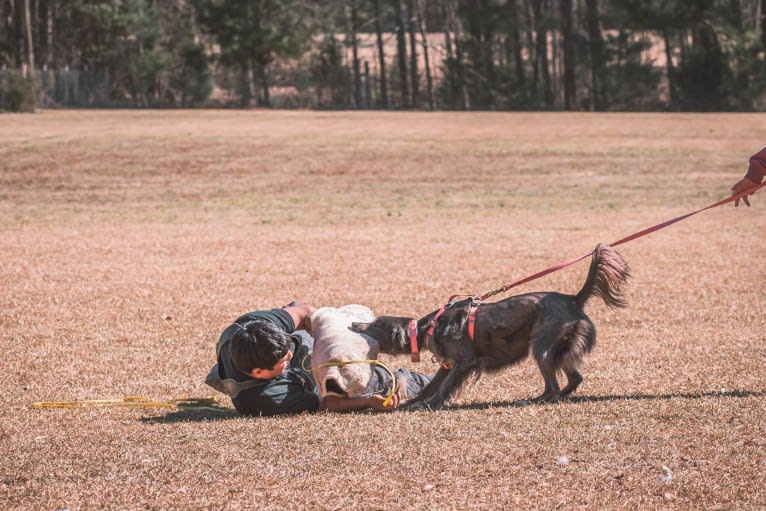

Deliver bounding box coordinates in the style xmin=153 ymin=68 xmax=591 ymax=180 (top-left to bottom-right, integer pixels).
xmin=32 ymin=396 xmax=222 ymax=412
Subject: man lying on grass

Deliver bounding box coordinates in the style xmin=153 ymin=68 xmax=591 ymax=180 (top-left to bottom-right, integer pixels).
xmin=205 ymin=302 xmax=431 ymax=416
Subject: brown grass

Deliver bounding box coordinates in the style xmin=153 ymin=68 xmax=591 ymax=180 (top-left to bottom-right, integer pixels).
xmin=1 ymin=110 xmax=765 ymax=510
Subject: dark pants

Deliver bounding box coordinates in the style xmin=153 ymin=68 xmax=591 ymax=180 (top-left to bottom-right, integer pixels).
xmin=364 ymin=366 xmax=432 ymax=399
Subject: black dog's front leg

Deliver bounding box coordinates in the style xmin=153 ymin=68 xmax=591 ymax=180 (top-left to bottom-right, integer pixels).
xmin=402 ymin=366 xmax=450 ymax=407
xmin=408 ymin=361 xmax=475 ymax=411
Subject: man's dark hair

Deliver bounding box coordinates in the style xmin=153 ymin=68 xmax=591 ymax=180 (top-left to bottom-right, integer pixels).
xmin=230 ymin=319 xmax=292 ymax=373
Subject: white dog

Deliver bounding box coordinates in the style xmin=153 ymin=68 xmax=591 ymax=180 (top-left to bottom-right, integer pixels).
xmin=310 ymin=304 xmax=379 ymax=398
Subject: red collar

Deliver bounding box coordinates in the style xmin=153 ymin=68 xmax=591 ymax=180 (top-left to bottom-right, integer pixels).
xmin=407 ymin=319 xmax=420 ymax=362
xmin=424 ymin=304 xmax=448 ymax=356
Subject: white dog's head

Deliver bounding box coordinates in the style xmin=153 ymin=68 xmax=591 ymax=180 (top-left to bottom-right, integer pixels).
xmin=310 ymin=304 xmax=379 ymax=397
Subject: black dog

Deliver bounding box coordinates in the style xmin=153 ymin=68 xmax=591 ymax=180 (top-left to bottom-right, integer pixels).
xmin=351 ymin=243 xmax=630 ymax=410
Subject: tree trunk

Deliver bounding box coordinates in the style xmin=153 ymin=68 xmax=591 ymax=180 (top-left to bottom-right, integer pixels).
xmin=662 ymin=29 xmax=677 ymax=111
xmin=405 ymin=0 xmax=418 ymax=107
xmin=532 ymin=0 xmax=552 ymax=108
xmin=729 ymin=0 xmax=742 ymax=30
xmin=393 ymin=0 xmax=409 ymax=107
xmin=240 ymin=61 xmax=252 ymax=108
xmin=507 ymin=0 xmax=525 ymax=87
xmin=364 ymin=60 xmax=371 ymax=108
xmin=351 ymin=0 xmax=362 ymax=108
xmin=584 ymin=0 xmax=605 ymax=110
xmin=525 ymin=0 xmax=538 ymax=101
xmin=48 ymin=0 xmax=56 ymax=66
xmin=560 ymin=0 xmax=575 ymax=110
xmin=761 ymin=0 xmax=766 ymax=48
xmin=261 ymin=65 xmax=270 ymax=107
xmin=442 ymin=1 xmax=457 ymax=108
xmin=10 ymin=0 xmax=22 ymax=69
xmin=479 ymin=0 xmax=496 ymax=108
xmin=373 ymin=0 xmax=388 ymax=108
xmin=42 ymin=0 xmax=52 ymax=68
xmin=23 ymin=0 xmax=34 ymax=77
xmin=416 ymin=0 xmax=434 ymax=110
xmin=452 ymin=0 xmax=469 ymax=108
xmin=466 ymin=0 xmax=494 ymax=108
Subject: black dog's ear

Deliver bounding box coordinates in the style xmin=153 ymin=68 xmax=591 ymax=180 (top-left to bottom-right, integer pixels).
xmin=442 ymin=309 xmax=469 ymax=339
xmin=391 ymin=324 xmax=406 ymax=351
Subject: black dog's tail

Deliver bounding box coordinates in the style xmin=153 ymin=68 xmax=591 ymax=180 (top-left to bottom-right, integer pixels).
xmin=575 ymin=243 xmax=630 ymax=309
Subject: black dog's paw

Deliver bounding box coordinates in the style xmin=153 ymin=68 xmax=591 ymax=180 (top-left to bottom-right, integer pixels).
xmin=406 ymin=400 xmax=434 ymax=412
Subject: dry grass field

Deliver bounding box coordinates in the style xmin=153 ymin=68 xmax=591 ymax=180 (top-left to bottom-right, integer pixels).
xmin=1 ymin=110 xmax=765 ymax=510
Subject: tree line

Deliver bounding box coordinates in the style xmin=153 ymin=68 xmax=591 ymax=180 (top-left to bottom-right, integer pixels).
xmin=1 ymin=0 xmax=765 ymax=111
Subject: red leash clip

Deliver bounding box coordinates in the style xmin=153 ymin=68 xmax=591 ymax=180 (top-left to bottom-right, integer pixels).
xmin=407 ymin=319 xmax=420 ymax=363
xmin=466 ymin=297 xmax=481 ymax=341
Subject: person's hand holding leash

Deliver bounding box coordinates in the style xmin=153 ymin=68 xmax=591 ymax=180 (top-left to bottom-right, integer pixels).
xmin=731 ymin=177 xmax=758 ymax=207
xmin=732 ymin=147 xmax=765 ymax=206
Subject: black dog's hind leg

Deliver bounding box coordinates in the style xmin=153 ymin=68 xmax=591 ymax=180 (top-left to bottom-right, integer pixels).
xmin=559 ymin=367 xmax=583 ymax=398
xmin=530 ymin=334 xmax=562 ymax=403
xmin=531 ymin=361 xmax=561 ymax=402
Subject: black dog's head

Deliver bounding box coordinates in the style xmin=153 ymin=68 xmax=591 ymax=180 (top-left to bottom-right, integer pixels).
xmin=350 ymin=316 xmax=413 ymax=355
xmin=426 ymin=299 xmax=473 ymax=363
xmin=350 ymin=299 xmax=473 ymax=359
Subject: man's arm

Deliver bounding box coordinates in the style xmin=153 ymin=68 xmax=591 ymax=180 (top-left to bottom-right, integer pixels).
xmin=319 ymin=394 xmax=399 ymax=412
xmin=282 ymin=303 xmax=316 ymax=333
xmin=732 ymin=147 xmax=766 ymax=207
xmin=746 ymin=148 xmax=766 ymax=183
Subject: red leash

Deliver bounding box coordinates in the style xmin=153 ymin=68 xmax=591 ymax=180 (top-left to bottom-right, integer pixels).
xmin=414 ymin=182 xmax=764 ymax=362
xmin=480 ymin=182 xmax=766 ymax=300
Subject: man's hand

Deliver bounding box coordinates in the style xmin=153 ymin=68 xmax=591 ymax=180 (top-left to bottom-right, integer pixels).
xmin=319 ymin=393 xmax=400 ymax=412
xmin=731 ymin=177 xmax=758 ymax=207
xmin=365 ymin=393 xmax=400 ymax=411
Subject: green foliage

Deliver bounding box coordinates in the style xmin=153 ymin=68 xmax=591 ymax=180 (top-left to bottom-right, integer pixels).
xmin=435 ymin=57 xmax=464 ymax=110
xmin=1 ymin=71 xmax=38 ymax=112
xmin=174 ymin=43 xmax=213 ymax=107
xmin=32 ymin=0 xmax=210 ymax=106
xmin=674 ymin=23 xmax=730 ymax=111
xmin=197 ymin=0 xmax=310 ymax=106
xmin=717 ymin=25 xmax=766 ymax=111
xmin=603 ymin=31 xmax=662 ymax=111
xmin=309 ymin=35 xmax=350 ymax=108
xmin=2 ymin=0 xmax=765 ymax=110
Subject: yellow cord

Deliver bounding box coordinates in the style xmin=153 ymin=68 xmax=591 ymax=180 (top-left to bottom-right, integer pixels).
xmin=303 ymin=356 xmax=398 ymax=407
xmin=33 ymin=360 xmax=401 ymax=412
xmin=32 ymin=396 xmax=223 ymax=411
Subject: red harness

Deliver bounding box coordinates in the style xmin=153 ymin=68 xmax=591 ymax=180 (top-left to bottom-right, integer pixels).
xmin=418 ymin=296 xmax=481 ymax=366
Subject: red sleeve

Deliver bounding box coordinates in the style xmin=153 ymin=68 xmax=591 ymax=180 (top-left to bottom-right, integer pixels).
xmin=745 ymin=147 xmax=766 ymax=183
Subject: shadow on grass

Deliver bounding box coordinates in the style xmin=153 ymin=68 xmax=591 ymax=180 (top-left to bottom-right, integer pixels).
xmin=140 ymin=389 xmax=765 ymax=422
xmin=141 ymin=405 xmax=240 ymax=424
xmin=442 ymin=389 xmax=766 ymax=412
xmin=141 ymin=404 xmax=393 ymax=423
